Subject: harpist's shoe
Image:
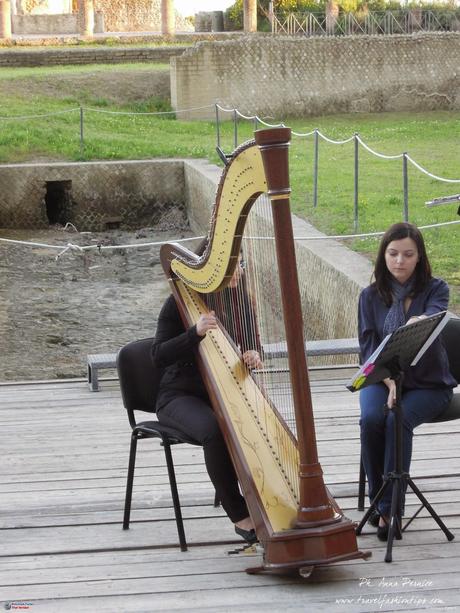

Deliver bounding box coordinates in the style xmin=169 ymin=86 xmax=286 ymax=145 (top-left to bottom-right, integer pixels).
xmin=368 ymin=510 xmax=380 ymax=527
xmin=377 ymin=523 xmax=389 ymax=541
xmin=234 ymin=526 xmax=258 ymax=544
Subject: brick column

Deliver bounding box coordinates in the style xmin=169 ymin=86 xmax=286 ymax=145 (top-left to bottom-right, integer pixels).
xmin=244 ymin=0 xmax=257 ymax=32
xmin=161 ymin=0 xmax=175 ymax=36
xmin=0 ymin=0 xmax=12 ymax=40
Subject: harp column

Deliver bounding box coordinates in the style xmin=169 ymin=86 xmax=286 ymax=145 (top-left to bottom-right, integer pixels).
xmin=255 ymin=128 xmax=338 ymax=526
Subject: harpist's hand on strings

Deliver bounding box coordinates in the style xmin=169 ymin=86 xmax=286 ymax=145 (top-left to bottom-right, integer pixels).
xmin=242 ymin=350 xmax=262 ymax=370
xmin=196 ymin=311 xmax=218 ymax=336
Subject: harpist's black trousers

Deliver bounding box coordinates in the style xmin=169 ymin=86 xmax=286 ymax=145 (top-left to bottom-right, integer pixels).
xmin=157 ymin=395 xmax=249 ymax=524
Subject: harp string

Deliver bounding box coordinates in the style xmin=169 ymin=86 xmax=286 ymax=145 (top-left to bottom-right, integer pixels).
xmin=209 ymin=191 xmax=301 ymax=491
xmin=249 ymin=194 xmax=301 ymax=488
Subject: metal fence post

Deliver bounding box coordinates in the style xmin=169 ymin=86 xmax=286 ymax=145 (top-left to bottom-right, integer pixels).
xmin=254 ymin=116 xmax=258 ymax=132
xmin=403 ymin=152 xmax=409 ymax=221
xmin=79 ymin=106 xmax=84 ymax=158
xmin=354 ymin=132 xmax=359 ymax=232
xmin=233 ymin=109 xmax=238 ymax=149
xmin=215 ymin=104 xmax=221 ymax=151
xmin=269 ymin=1 xmax=274 ymax=32
xmin=313 ymin=129 xmax=319 ymax=208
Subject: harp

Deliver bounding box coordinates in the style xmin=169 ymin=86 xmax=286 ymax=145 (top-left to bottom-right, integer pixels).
xmin=160 ymin=128 xmax=369 ymax=575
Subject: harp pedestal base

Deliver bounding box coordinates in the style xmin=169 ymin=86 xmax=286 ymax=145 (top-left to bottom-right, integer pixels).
xmin=246 ymin=549 xmax=371 ymax=577
xmin=246 ymin=519 xmax=371 ymax=577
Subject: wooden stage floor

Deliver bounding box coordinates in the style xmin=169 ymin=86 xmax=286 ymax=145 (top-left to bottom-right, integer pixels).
xmin=1 ymin=372 xmax=459 ymax=612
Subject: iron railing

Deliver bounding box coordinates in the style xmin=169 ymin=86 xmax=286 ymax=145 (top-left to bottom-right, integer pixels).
xmin=271 ymin=9 xmax=460 ymax=36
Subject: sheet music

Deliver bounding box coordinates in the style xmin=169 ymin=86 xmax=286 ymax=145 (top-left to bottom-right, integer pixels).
xmin=348 ymin=311 xmax=449 ymax=391
xmin=411 ymin=311 xmax=451 ymax=365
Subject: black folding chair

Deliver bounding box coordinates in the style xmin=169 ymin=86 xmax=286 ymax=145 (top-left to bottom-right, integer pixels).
xmin=358 ymin=316 xmax=460 ymax=511
xmin=117 ymin=337 xmax=206 ymax=552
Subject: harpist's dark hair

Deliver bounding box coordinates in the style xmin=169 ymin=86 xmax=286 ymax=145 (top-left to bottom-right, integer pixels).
xmin=374 ymin=222 xmax=432 ymax=306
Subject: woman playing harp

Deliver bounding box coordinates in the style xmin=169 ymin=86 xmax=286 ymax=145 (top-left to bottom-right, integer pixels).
xmin=152 ymin=255 xmax=262 ymax=544
xmin=159 ymin=127 xmax=368 ymax=575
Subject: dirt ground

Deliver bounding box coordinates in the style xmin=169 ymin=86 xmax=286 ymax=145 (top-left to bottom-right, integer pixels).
xmin=0 ymin=64 xmax=180 ymax=382
xmin=0 ymin=219 xmax=197 ymax=381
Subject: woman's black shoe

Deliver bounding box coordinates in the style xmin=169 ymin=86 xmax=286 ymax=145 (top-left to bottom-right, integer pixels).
xmin=377 ymin=523 xmax=389 ymax=542
xmin=368 ymin=510 xmax=380 ymax=527
xmin=235 ymin=526 xmax=258 ymax=544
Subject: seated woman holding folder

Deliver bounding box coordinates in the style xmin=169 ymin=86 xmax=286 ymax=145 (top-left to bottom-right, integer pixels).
xmin=358 ymin=222 xmax=456 ymax=540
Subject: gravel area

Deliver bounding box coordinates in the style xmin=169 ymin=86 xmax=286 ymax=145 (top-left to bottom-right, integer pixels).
xmin=0 ymin=220 xmax=196 ymax=381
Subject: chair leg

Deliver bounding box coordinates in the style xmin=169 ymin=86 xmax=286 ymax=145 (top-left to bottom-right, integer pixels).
xmin=163 ymin=440 xmax=187 ymax=552
xmin=123 ymin=434 xmax=138 ymax=530
xmin=358 ymin=453 xmax=366 ymax=512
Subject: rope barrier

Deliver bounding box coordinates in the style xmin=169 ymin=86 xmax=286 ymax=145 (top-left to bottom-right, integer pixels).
xmin=85 ymin=104 xmax=215 ymax=116
xmin=234 ymin=110 xmax=257 ymax=121
xmin=0 ymin=108 xmax=80 ymax=120
xmin=3 ymin=101 xmax=458 ymax=183
xmin=316 ymin=130 xmax=355 ymax=145
xmin=215 ymin=104 xmax=460 ymax=182
xmin=0 ymin=235 xmax=205 ymax=261
xmin=292 ymin=219 xmax=460 ymax=240
xmin=406 ymin=155 xmax=460 ymax=184
xmin=0 ymin=104 xmax=215 ymax=121
xmin=292 ymin=129 xmax=316 ymax=137
xmin=2 ymin=221 xmax=457 ymax=260
xmin=355 ymin=135 xmax=404 ymax=160
xmin=218 ymin=106 xmax=286 ymax=129
xmin=244 ymin=220 xmax=460 ymax=241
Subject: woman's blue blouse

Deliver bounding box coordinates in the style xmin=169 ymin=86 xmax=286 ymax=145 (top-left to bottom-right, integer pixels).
xmin=358 ymin=277 xmax=457 ymax=390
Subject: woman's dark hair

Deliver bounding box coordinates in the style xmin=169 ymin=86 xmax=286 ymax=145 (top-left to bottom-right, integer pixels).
xmin=374 ymin=222 xmax=432 ymax=306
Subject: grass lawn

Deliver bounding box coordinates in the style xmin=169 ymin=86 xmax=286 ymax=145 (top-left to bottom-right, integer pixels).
xmin=0 ymin=63 xmax=459 ymax=311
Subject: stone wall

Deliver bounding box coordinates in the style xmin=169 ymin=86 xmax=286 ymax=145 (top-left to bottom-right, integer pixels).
xmin=15 ymin=0 xmax=72 ymax=15
xmin=95 ymin=0 xmax=192 ymax=33
xmin=171 ymin=32 xmax=460 ymax=119
xmin=11 ymin=0 xmax=193 ymax=35
xmin=0 ymin=160 xmax=185 ymax=231
xmin=0 ymin=157 xmax=371 ymax=341
xmin=0 ymin=45 xmax=186 ymax=66
xmin=183 ymin=159 xmax=221 ymax=235
xmin=291 ymin=215 xmax=371 ymax=342
xmin=183 ymin=158 xmax=372 ymax=341
xmin=12 ymin=13 xmax=78 ymax=34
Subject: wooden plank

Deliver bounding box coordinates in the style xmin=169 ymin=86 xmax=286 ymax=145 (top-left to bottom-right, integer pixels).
xmin=1 ymin=376 xmax=459 ymax=612
xmin=2 ymin=565 xmax=460 ymax=608
xmin=6 ymin=589 xmax=459 ymax=613
xmin=1 ymin=541 xmax=460 ymax=589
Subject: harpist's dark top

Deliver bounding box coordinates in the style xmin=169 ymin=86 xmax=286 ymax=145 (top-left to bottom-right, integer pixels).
xmin=358 ymin=277 xmax=456 ymax=390
xmin=151 ymin=294 xmax=208 ymax=412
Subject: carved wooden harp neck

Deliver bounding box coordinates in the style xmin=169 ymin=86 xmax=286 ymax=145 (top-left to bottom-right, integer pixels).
xmin=160 ymin=129 xmax=292 ymax=293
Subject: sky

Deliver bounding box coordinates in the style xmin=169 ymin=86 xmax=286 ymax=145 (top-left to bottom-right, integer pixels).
xmin=174 ymin=1 xmax=235 ymax=18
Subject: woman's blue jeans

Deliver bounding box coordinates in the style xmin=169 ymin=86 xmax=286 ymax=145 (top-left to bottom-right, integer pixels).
xmin=360 ymin=383 xmax=453 ymax=517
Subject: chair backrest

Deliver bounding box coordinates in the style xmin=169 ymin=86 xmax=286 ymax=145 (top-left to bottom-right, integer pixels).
xmin=117 ymin=338 xmax=163 ymax=422
xmin=441 ymin=317 xmax=460 ymax=383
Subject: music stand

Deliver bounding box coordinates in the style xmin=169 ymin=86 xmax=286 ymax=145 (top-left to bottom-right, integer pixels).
xmin=348 ymin=311 xmax=454 ymax=562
